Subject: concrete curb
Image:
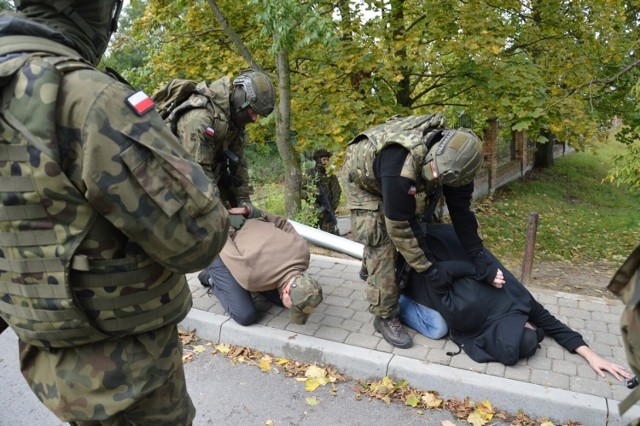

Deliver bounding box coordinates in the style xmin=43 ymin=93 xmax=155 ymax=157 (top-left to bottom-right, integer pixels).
xmin=181 ymin=308 xmax=640 ymax=425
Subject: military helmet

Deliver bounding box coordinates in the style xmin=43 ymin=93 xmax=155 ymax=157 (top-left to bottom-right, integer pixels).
xmin=232 ymin=70 xmax=276 ymax=117
xmin=289 ymin=275 xmax=323 ymax=325
xmin=313 ymin=148 xmax=332 ymax=161
xmin=422 ymin=128 xmax=484 ymax=187
xmin=14 ymin=0 xmax=124 ymax=65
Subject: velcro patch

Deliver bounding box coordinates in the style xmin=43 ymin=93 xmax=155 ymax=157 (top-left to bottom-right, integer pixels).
xmin=126 ymin=90 xmax=155 ymax=116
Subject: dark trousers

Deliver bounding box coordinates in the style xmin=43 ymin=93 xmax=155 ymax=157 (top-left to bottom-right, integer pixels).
xmin=205 ymin=257 xmax=282 ymax=326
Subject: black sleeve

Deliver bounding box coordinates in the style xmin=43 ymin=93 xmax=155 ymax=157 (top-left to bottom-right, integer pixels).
xmin=374 ymin=145 xmax=417 ymax=222
xmin=444 ymin=182 xmax=483 ymax=255
xmin=374 ymin=145 xmax=434 ymax=261
xmin=529 ymin=298 xmax=587 ymax=353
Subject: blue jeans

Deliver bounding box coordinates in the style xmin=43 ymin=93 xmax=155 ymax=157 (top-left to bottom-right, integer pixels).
xmin=398 ymin=295 xmax=448 ymax=339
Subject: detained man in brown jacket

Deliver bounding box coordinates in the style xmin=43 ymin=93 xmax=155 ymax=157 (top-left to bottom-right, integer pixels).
xmin=198 ymin=208 xmax=323 ymax=325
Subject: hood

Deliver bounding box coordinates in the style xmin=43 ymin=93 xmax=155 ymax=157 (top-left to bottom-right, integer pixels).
xmin=12 ymin=1 xmax=121 ymax=65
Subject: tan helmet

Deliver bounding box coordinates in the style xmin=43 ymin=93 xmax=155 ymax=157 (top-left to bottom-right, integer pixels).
xmin=422 ymin=128 xmax=483 ymax=187
xmin=231 ymin=70 xmax=275 ymax=117
xmin=14 ymin=0 xmax=124 ymax=65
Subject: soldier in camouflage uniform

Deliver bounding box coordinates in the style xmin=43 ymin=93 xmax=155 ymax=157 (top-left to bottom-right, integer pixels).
xmin=340 ymin=114 xmax=504 ymax=348
xmin=608 ymin=244 xmax=640 ymax=422
xmin=0 ymin=1 xmax=229 ymax=424
xmin=171 ymin=71 xmax=275 ymax=209
xmin=302 ymin=148 xmax=342 ymax=234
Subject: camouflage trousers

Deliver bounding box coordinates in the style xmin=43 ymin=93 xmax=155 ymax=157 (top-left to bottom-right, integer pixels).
xmin=19 ymin=324 xmax=195 ymax=425
xmin=350 ymin=208 xmax=400 ymax=318
xmin=317 ymin=210 xmax=338 ymax=235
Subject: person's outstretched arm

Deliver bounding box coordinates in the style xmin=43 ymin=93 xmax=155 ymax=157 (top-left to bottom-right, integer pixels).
xmin=530 ymin=298 xmax=632 ymax=381
xmin=575 ymin=345 xmax=633 ymax=382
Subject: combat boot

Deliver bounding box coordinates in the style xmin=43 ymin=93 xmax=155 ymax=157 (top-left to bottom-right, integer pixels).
xmin=198 ymin=270 xmax=210 ymax=287
xmin=373 ymin=316 xmax=413 ymax=348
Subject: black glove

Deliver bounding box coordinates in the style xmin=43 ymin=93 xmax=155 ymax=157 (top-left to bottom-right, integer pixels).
xmin=228 ymin=214 xmax=246 ymax=230
xmin=246 ymin=204 xmax=263 ymax=219
xmin=421 ymin=264 xmax=453 ymax=291
xmin=470 ymin=250 xmax=499 ymax=284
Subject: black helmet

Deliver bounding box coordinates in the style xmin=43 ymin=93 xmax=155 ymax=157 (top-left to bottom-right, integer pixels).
xmin=14 ymin=0 xmax=124 ymax=65
xmin=312 ymin=149 xmax=332 ymax=161
xmin=231 ymin=70 xmax=275 ymax=117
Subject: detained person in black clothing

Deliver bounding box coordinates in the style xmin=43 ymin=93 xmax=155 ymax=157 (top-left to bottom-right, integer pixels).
xmin=399 ymin=223 xmax=632 ymax=382
xmin=340 ymin=114 xmax=504 ymax=349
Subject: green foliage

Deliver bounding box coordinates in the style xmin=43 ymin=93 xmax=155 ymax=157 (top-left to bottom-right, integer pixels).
xmin=252 ymin=183 xmax=285 ymax=215
xmin=476 ymin=143 xmax=640 ymax=264
xmin=245 ymin=143 xmax=284 ymax=185
xmin=605 ymin=144 xmax=640 ymax=189
xmin=0 ymin=1 xmax=13 ymax=11
xmin=607 ymin=79 xmax=640 ymax=189
xmin=113 ymin=0 xmax=640 ymax=204
xmin=101 ymin=0 xmax=148 ymax=85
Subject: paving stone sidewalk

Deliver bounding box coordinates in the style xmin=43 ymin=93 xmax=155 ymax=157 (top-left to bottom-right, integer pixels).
xmin=185 ymin=252 xmax=638 ymax=416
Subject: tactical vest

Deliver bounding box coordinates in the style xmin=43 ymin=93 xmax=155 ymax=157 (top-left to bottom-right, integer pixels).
xmin=0 ymin=37 xmax=191 ymax=349
xmin=345 ymin=114 xmax=446 ymax=196
xmin=608 ymin=243 xmax=640 ymax=416
xmin=171 ymin=78 xmax=232 ymax=144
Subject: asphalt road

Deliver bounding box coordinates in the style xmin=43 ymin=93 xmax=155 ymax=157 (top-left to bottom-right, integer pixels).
xmin=0 ymin=328 xmax=502 ymax=426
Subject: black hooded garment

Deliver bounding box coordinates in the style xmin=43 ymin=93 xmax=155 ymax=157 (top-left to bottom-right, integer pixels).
xmin=402 ymin=224 xmax=586 ymax=365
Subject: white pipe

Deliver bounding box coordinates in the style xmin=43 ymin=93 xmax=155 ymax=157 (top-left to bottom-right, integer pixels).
xmin=288 ymin=219 xmax=364 ymax=260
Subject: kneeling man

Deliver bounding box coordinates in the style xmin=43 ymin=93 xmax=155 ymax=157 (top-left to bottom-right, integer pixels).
xmin=199 ymin=207 xmax=323 ymax=326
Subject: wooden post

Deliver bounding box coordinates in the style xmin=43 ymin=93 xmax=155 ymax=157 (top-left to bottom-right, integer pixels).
xmin=521 ymin=212 xmax=539 ymax=285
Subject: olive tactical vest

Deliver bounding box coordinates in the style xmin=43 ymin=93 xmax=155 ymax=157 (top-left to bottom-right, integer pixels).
xmin=0 ymin=37 xmax=191 ymax=348
xmin=608 ymin=243 xmax=640 ymax=417
xmin=346 ymin=114 xmax=447 ymax=195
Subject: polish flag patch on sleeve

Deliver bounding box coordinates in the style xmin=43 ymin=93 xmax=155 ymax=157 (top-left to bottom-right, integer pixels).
xmin=125 ymin=90 xmax=155 ymax=116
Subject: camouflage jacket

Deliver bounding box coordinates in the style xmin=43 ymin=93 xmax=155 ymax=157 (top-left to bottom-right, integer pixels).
xmin=303 ymin=163 xmax=341 ymax=211
xmin=0 ymin=31 xmax=229 ymax=348
xmin=608 ymin=244 xmax=640 ymax=416
xmin=341 ymin=114 xmax=484 ymax=273
xmin=175 ymin=77 xmax=253 ymax=205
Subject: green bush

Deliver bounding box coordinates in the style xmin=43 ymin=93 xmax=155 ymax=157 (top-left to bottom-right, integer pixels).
xmin=246 ymin=143 xmax=284 ymax=186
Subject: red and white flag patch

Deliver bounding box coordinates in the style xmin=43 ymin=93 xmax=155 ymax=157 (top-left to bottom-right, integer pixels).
xmin=125 ymin=90 xmax=155 ymax=116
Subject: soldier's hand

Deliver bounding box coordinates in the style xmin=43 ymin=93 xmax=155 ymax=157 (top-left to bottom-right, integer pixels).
xmin=421 ymin=265 xmax=453 ymax=291
xmin=228 ymin=214 xmax=246 ymax=230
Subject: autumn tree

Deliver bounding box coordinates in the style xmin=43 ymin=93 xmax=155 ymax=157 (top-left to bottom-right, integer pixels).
xmin=115 ymin=0 xmax=640 ymax=214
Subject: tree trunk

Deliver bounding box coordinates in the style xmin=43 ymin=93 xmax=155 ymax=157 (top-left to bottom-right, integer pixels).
xmin=206 ymin=0 xmax=264 ymax=72
xmin=275 ymin=47 xmax=301 ymax=217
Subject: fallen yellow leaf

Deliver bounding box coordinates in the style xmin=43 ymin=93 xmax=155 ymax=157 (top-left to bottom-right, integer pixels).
xmin=305 ymin=365 xmax=327 ymax=379
xmin=305 ymin=378 xmax=321 ymax=392
xmin=214 ymin=343 xmax=230 ymax=355
xmin=258 ymin=358 xmax=272 ymax=372
xmin=467 ymin=411 xmax=488 ymax=426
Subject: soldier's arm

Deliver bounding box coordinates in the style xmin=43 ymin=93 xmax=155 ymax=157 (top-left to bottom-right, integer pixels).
xmin=227 ymin=131 xmax=253 ymax=202
xmin=176 ymin=108 xmax=217 ymax=183
xmin=68 ymin=73 xmax=228 ymax=273
xmin=376 ymin=145 xmax=434 ymax=273
xmin=443 ymin=183 xmax=483 ymax=254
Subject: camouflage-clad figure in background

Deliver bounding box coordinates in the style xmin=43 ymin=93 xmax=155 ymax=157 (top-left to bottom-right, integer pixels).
xmin=162 ymin=71 xmax=275 ymax=209
xmin=608 ymin=244 xmax=640 ymax=423
xmin=0 ymin=1 xmax=229 ymax=424
xmin=340 ymin=114 xmax=503 ymax=348
xmin=302 ymin=148 xmax=341 ymax=234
